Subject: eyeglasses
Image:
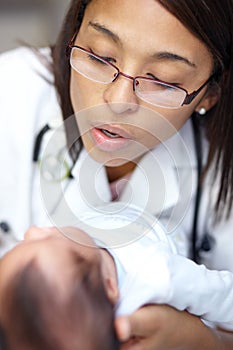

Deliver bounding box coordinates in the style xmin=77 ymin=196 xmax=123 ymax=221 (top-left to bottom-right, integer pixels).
xmin=67 ymin=44 xmax=214 ymax=109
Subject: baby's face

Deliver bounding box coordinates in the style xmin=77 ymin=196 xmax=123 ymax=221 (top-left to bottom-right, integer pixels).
xmin=0 ymin=227 xmax=119 ymax=350
xmin=0 ymin=226 xmax=118 ymax=316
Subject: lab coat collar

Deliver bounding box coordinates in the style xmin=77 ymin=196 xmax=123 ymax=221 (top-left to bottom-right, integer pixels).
xmin=71 ymin=148 xmax=112 ymax=206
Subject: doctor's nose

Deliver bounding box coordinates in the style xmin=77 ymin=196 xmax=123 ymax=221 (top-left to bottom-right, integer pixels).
xmin=103 ymin=74 xmax=140 ymax=114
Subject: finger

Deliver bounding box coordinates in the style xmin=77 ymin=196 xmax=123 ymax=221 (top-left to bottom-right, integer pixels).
xmin=119 ymin=337 xmax=145 ymax=350
xmin=115 ymin=316 xmax=131 ymax=341
xmin=125 ymin=306 xmax=160 ymax=337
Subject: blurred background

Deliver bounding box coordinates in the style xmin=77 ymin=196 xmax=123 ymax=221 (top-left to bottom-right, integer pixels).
xmin=0 ymin=0 xmax=71 ymax=53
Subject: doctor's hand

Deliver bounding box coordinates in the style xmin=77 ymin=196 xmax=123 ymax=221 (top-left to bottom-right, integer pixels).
xmin=115 ymin=304 xmax=221 ymax=350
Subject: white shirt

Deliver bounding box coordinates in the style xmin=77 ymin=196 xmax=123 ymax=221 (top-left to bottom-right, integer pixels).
xmin=78 ymin=203 xmax=233 ymax=330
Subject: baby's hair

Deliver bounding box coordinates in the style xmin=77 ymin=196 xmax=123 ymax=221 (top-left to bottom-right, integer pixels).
xmin=0 ymin=255 xmax=119 ymax=350
xmin=0 ymin=323 xmax=7 ymax=349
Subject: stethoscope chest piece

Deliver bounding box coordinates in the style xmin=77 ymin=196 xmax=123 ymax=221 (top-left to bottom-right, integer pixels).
xmin=40 ymin=148 xmax=71 ymax=182
xmin=34 ymin=121 xmax=72 ymax=182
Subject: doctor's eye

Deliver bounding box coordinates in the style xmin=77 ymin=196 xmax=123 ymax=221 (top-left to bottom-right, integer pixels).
xmin=88 ymin=49 xmax=116 ymax=64
xmin=87 ymin=53 xmax=109 ymax=65
xmin=147 ymin=73 xmax=180 ymax=90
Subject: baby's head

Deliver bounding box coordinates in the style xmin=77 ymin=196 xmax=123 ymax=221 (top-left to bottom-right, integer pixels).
xmin=0 ymin=227 xmax=119 ymax=350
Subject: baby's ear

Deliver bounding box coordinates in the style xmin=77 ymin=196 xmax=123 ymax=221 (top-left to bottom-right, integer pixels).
xmin=24 ymin=226 xmax=58 ymax=241
xmin=100 ymin=249 xmax=119 ymax=303
xmin=104 ymin=277 xmax=119 ymax=304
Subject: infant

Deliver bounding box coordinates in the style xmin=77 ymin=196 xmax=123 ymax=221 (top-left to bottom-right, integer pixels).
xmin=1 ymin=203 xmax=233 ymax=349
xmin=0 ymin=227 xmax=119 ymax=350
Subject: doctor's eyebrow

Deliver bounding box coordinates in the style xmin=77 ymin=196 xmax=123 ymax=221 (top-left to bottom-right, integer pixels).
xmin=88 ymin=21 xmax=196 ymax=69
xmin=88 ymin=21 xmax=120 ymax=43
xmin=152 ymin=51 xmax=197 ymax=69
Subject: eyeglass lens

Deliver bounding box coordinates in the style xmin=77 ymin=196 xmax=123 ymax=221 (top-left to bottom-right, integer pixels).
xmin=70 ymin=47 xmax=190 ymax=108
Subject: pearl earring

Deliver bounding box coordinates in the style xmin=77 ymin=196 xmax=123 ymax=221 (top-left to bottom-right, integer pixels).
xmin=198 ymin=107 xmax=207 ymax=115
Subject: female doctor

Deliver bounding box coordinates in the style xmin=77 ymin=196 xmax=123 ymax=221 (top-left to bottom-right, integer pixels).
xmin=0 ymin=0 xmax=233 ymax=348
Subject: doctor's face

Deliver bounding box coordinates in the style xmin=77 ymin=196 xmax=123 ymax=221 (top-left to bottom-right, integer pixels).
xmin=70 ymin=0 xmax=214 ymax=166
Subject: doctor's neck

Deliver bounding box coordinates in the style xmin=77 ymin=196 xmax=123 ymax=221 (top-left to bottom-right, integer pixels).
xmin=106 ymin=160 xmax=138 ymax=183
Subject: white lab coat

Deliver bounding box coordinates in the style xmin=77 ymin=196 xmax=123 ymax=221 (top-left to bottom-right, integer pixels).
xmin=0 ymin=48 xmax=233 ymax=281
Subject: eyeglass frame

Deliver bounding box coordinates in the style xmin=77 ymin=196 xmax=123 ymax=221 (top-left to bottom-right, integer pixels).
xmin=66 ymin=37 xmax=215 ymax=108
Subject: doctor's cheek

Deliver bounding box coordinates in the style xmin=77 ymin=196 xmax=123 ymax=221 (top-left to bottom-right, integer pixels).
xmin=70 ymin=71 xmax=106 ymax=113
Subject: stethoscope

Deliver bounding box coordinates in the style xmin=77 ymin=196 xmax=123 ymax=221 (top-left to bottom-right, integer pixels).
xmin=33 ymin=121 xmax=74 ymax=182
xmin=190 ymin=115 xmax=203 ymax=262
xmin=15 ymin=115 xmax=211 ymax=262
xmin=0 ymin=113 xmax=214 ymax=260
xmin=190 ymin=115 xmax=215 ymax=262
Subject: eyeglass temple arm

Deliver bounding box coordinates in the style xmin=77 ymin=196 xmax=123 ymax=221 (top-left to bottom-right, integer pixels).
xmin=182 ymin=74 xmax=214 ymax=105
xmin=66 ymin=32 xmax=78 ymax=57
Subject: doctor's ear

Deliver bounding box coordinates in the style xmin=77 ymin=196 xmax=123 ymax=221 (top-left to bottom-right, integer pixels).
xmin=195 ymin=83 xmax=220 ymax=115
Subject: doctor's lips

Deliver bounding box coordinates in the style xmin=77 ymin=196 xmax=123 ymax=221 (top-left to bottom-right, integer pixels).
xmin=90 ymin=124 xmax=132 ymax=152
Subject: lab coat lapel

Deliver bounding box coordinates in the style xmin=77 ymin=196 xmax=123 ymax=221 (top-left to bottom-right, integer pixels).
xmin=119 ymin=144 xmax=180 ymax=215
xmin=120 ymin=120 xmax=197 ymax=228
